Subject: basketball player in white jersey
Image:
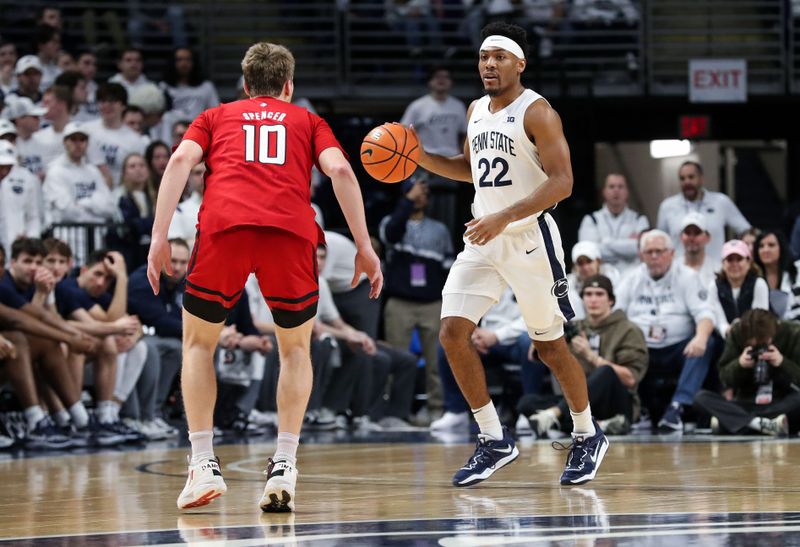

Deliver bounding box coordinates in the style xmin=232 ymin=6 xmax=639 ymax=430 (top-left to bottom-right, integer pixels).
xmin=409 ymin=22 xmax=609 ymax=486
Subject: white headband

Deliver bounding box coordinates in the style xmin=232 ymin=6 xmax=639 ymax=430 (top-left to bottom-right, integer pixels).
xmin=480 ymin=35 xmax=525 ymax=60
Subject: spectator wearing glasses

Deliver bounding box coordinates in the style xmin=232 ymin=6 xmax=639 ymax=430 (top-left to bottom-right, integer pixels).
xmin=616 ymin=229 xmax=716 ymax=433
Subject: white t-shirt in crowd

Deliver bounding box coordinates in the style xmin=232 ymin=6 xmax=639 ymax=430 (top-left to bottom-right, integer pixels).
xmin=84 ymin=119 xmax=147 ymax=187
xmin=33 ymin=123 xmax=70 ymax=170
xmin=616 ymin=262 xmax=715 ymax=348
xmin=0 ymin=164 xmax=42 ymax=252
xmin=708 ymin=276 xmax=770 ymax=337
xmin=160 ymin=80 xmax=220 ymax=123
xmin=578 ymin=205 xmax=650 ymax=275
xmin=43 ymin=154 xmax=118 ymax=224
xmin=400 ymin=94 xmax=467 ymax=157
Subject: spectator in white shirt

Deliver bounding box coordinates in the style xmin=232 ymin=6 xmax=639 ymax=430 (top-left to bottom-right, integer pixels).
xmin=54 ymin=71 xmax=89 ymax=119
xmin=616 ymin=229 xmax=716 ymax=433
xmin=0 ymin=142 xmax=41 ymax=254
xmin=567 ymin=241 xmax=620 ymax=320
xmin=3 ymin=96 xmax=47 ymax=178
xmin=108 ymin=48 xmax=151 ymax=96
xmin=679 ymin=211 xmax=717 ymax=287
xmin=0 ymin=40 xmax=17 ymax=95
xmin=123 ymin=105 xmax=146 ymax=137
xmin=43 ymin=122 xmax=117 ymax=225
xmin=709 ymin=239 xmax=770 ymax=338
xmin=159 ymin=48 xmax=219 ymax=123
xmin=0 ymin=119 xmax=16 ymax=144
xmin=10 ymin=55 xmax=43 ymax=104
xmin=35 ymin=85 xmax=73 ymax=169
xmin=578 ymin=173 xmax=649 ymax=275
xmin=84 ymin=83 xmax=147 ymax=188
xmin=75 ymin=51 xmax=99 ymax=122
xmin=34 ymin=24 xmax=61 ymax=92
xmin=657 ymin=161 xmax=751 ymax=263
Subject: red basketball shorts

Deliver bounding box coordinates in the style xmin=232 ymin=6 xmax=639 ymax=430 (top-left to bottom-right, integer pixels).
xmin=184 ymin=225 xmax=319 ymax=328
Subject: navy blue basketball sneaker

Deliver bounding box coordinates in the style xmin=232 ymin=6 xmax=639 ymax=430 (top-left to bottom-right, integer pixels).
xmin=558 ymin=418 xmax=609 ymax=485
xmin=453 ymin=427 xmax=519 ymax=487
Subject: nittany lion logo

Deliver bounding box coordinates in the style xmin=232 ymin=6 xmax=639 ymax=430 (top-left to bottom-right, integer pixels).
xmin=551 ymin=278 xmax=569 ymax=298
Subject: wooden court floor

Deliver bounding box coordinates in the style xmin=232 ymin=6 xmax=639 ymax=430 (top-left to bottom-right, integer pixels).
xmin=2 ymin=435 xmax=800 ymax=545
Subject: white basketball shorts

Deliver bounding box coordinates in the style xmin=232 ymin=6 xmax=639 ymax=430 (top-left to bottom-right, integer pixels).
xmin=441 ymin=213 xmax=575 ymax=341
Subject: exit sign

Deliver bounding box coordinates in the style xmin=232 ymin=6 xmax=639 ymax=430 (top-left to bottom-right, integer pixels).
xmin=679 ymin=115 xmax=710 ymax=139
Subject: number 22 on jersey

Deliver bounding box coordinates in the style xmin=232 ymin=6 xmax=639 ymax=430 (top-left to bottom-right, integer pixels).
xmin=242 ymin=124 xmax=286 ymax=165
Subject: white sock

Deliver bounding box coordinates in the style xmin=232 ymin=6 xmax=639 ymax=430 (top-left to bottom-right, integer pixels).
xmin=24 ymin=406 xmax=46 ymax=431
xmin=274 ymin=432 xmax=299 ymax=465
xmin=96 ymin=401 xmax=117 ymax=424
xmin=69 ymin=402 xmax=89 ymax=428
xmin=570 ymin=403 xmax=596 ymax=437
xmin=189 ymin=430 xmax=215 ymax=464
xmin=472 ymin=401 xmax=503 ymax=440
xmin=54 ymin=409 xmax=71 ymax=427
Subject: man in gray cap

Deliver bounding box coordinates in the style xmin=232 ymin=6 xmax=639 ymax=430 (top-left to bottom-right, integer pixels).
xmin=9 ymin=56 xmax=44 ymax=104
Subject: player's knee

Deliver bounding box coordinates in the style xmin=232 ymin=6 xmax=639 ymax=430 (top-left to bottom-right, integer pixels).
xmin=278 ymin=344 xmax=311 ymax=368
xmin=535 ymin=339 xmax=567 ymax=368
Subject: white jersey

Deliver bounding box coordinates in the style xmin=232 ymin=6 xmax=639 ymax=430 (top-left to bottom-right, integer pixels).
xmin=467 ymin=89 xmax=549 ymax=230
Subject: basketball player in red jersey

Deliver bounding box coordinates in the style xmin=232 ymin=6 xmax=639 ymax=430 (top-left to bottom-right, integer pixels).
xmin=147 ymin=42 xmax=382 ymax=512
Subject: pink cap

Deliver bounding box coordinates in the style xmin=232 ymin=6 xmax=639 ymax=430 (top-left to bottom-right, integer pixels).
xmin=721 ymin=239 xmax=750 ymax=260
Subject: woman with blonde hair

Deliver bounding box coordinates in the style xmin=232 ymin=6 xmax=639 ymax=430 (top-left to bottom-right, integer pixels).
xmin=115 ymin=152 xmax=155 ymax=269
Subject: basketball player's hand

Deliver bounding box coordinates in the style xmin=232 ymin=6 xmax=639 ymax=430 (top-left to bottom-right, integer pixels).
xmin=683 ymin=334 xmax=708 ymax=358
xmin=0 ymin=335 xmax=16 ymax=360
xmin=464 ymin=212 xmax=510 ymax=246
xmin=352 ymin=246 xmax=383 ymax=299
xmin=406 ymin=124 xmax=430 ymax=167
xmin=147 ymin=236 xmax=173 ymax=295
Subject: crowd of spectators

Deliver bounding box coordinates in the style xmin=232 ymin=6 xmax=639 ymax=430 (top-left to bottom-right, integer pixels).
xmin=1 ymin=5 xmax=799 ymax=452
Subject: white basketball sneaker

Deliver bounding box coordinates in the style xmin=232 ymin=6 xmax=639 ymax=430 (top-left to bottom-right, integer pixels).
xmin=177 ymin=456 xmax=227 ymax=509
xmin=259 ymin=458 xmax=298 ymax=513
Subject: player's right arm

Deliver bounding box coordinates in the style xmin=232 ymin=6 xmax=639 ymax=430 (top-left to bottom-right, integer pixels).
xmin=318 ymin=147 xmax=383 ymax=299
xmin=407 ymin=101 xmax=476 ymax=183
xmin=148 ymin=139 xmax=204 ymax=293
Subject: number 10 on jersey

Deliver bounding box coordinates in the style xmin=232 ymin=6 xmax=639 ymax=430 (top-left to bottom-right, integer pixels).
xmin=242 ymin=124 xmax=286 ymax=165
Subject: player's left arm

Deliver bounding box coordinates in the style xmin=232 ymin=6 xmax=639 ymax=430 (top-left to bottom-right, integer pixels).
xmin=464 ymin=101 xmax=573 ymax=245
xmin=147 ymin=139 xmax=204 ymax=293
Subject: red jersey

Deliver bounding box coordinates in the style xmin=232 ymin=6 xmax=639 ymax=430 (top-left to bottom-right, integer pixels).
xmin=183 ymin=97 xmax=344 ymax=244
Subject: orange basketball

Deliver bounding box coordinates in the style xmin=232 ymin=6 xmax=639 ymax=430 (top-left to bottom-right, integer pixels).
xmin=360 ymin=123 xmax=419 ymax=183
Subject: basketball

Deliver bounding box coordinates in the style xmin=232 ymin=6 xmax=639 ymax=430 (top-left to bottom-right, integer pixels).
xmin=360 ymin=123 xmax=419 ymax=183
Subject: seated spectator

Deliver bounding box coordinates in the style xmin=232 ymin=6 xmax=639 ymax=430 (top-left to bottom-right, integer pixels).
xmin=145 ymin=140 xmax=170 ymax=193
xmin=34 ymin=24 xmax=62 ymax=91
xmin=316 ymin=243 xmax=418 ymax=430
xmin=791 ymin=216 xmax=800 ymax=261
xmin=127 ymin=238 xmax=189 ymax=420
xmin=694 ymin=309 xmax=800 ymax=436
xmin=740 ymin=226 xmax=762 ymax=257
xmin=753 ymin=230 xmax=800 ymax=321
xmin=3 ymin=96 xmax=47 ymax=178
xmin=0 ymin=40 xmax=17 ymax=96
xmin=431 ymin=287 xmax=545 ymax=432
xmin=709 ymin=240 xmax=770 ymax=338
xmin=518 ymin=275 xmax=648 ymax=437
xmin=567 ymin=241 xmax=620 ymax=320
xmin=159 ymin=48 xmax=220 ymax=123
xmin=114 ymin=153 xmax=155 ymax=270
xmin=123 ymin=105 xmax=146 ymax=138
xmin=108 ymin=48 xmax=151 ymax=96
xmin=679 ymin=212 xmax=717 ymax=287
xmin=35 ymin=84 xmax=73 ymax=169
xmin=74 ymin=51 xmax=100 ymax=122
xmin=578 ymin=173 xmax=648 ymax=276
xmin=0 ymin=142 xmax=41 ymax=255
xmin=616 ymin=229 xmax=716 ymax=432
xmin=167 ymin=161 xmax=204 ymax=249
xmin=54 ymin=71 xmax=90 ymax=119
xmin=9 ymin=55 xmax=43 ymax=104
xmin=43 ymin=122 xmax=118 ymax=225
xmin=84 ymin=83 xmax=147 ymax=188
xmin=379 ymin=177 xmax=453 ymax=422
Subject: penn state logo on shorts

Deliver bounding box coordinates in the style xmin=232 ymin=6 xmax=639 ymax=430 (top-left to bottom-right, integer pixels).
xmin=551 ymin=278 xmax=569 ymax=299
